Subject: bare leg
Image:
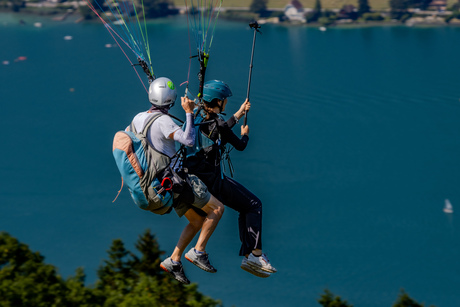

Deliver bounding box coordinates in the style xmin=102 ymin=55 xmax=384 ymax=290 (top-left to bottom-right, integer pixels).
xmin=171 ymin=209 xmax=205 ymax=262
xmin=247 ymin=249 xmax=262 ymax=258
xmin=194 ymin=195 xmax=224 ymax=252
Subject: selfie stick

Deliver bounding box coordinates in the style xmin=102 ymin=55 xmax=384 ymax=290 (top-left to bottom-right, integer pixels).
xmin=244 ymin=21 xmax=261 ymax=126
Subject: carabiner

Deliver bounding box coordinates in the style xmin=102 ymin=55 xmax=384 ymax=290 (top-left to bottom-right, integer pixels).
xmin=161 ymin=177 xmax=173 ymax=191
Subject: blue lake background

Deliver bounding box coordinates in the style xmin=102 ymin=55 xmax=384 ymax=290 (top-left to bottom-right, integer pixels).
xmin=1 ymin=12 xmax=460 ymax=306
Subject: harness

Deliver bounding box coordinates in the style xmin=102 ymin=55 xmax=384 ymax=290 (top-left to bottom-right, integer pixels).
xmin=186 ymin=111 xmax=234 ymax=178
xmin=131 ymin=113 xmax=190 ymax=196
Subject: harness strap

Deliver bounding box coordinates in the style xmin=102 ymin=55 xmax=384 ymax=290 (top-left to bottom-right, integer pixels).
xmin=143 ymin=113 xmax=164 ymax=135
xmin=112 ymin=176 xmax=124 ymax=203
xmin=129 ymin=112 xmax=164 ymax=135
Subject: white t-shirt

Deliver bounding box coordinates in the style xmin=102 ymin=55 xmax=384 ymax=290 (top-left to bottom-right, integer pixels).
xmin=131 ymin=111 xmax=180 ymax=159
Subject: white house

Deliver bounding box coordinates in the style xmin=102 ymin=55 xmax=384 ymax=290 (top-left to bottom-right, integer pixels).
xmin=284 ymin=0 xmax=306 ymax=23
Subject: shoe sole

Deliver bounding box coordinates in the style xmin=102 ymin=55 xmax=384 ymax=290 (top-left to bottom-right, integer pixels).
xmin=185 ymin=254 xmax=217 ymax=273
xmin=246 ymin=261 xmax=277 ymax=273
xmin=160 ymin=263 xmax=190 ymax=285
xmin=241 ymin=263 xmax=271 ymax=278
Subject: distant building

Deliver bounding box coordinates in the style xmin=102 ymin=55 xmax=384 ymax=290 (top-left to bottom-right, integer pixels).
xmin=116 ymin=1 xmax=136 ymax=15
xmin=337 ymin=4 xmax=358 ymax=20
xmin=284 ymin=0 xmax=306 ymax=23
xmin=428 ymin=0 xmax=447 ymax=11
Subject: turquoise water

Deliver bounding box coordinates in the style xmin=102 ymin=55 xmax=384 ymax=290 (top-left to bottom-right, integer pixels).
xmin=1 ymin=13 xmax=460 ymax=306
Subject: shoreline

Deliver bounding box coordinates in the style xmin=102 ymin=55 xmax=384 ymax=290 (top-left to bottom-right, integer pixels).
xmin=1 ymin=9 xmax=459 ymax=29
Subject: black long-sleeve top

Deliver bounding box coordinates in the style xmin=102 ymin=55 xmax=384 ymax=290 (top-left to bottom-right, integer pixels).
xmin=202 ymin=113 xmax=249 ymax=149
xmin=186 ymin=113 xmax=249 ymax=172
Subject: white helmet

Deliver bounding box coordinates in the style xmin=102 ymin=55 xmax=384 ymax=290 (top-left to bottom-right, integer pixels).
xmin=148 ymin=77 xmax=177 ymax=108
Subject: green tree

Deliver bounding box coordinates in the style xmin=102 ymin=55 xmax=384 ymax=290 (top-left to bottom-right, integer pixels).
xmin=96 ymin=239 xmax=136 ymax=291
xmin=318 ymin=289 xmax=353 ymax=307
xmin=141 ymin=0 xmax=177 ymax=18
xmin=10 ymin=0 xmax=25 ymax=12
xmin=131 ymin=230 xmax=220 ymax=306
xmin=0 ymin=231 xmax=220 ymax=307
xmin=95 ymin=230 xmax=221 ymax=306
xmin=407 ymin=0 xmax=431 ymax=9
xmin=392 ymin=289 xmax=436 ymax=307
xmin=306 ymin=0 xmax=322 ymax=22
xmin=250 ymin=0 xmax=268 ymax=14
xmin=314 ymin=0 xmax=322 ymax=12
xmin=0 ymin=232 xmax=65 ymax=306
xmin=451 ymin=0 xmax=460 ymax=10
xmin=65 ymin=267 xmax=104 ymax=306
xmin=390 ymin=0 xmax=431 ymax=19
xmin=131 ymin=229 xmax=164 ymax=277
xmin=445 ymin=10 xmax=460 ymax=23
xmin=362 ymin=12 xmax=384 ymax=20
xmin=78 ymin=0 xmax=106 ymax=20
xmin=0 ymin=232 xmax=101 ymax=306
xmin=389 ymin=0 xmax=411 ymax=19
xmin=390 ymin=0 xmax=408 ymax=11
xmin=79 ymin=4 xmax=94 ymax=20
xmin=418 ymin=0 xmax=432 ymax=9
xmin=358 ymin=0 xmax=371 ymax=16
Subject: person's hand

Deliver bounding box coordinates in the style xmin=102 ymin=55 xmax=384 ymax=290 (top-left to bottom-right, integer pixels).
xmin=241 ymin=124 xmax=249 ymax=136
xmin=235 ymin=99 xmax=251 ymax=120
xmin=181 ymin=96 xmax=195 ymax=113
xmin=241 ymin=99 xmax=251 ymax=113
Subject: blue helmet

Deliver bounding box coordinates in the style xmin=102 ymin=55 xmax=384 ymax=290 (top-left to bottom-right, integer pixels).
xmin=202 ymin=80 xmax=233 ymax=103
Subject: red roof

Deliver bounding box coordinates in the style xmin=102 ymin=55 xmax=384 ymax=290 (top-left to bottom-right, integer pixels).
xmin=291 ymin=0 xmax=304 ymax=10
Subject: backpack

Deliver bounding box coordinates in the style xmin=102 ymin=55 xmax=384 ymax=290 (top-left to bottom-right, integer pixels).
xmin=112 ymin=113 xmax=174 ymax=215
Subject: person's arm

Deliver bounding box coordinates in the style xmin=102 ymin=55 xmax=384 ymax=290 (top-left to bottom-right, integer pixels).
xmin=172 ymin=113 xmax=195 ymax=146
xmin=227 ymin=99 xmax=251 ymax=128
xmin=170 ymin=96 xmax=196 ymax=147
xmin=219 ymin=119 xmax=249 ymax=151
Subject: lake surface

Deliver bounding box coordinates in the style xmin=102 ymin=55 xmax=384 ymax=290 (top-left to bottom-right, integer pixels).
xmin=1 ymin=12 xmax=460 ymax=307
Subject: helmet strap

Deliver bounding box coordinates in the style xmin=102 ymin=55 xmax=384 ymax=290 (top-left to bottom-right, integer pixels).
xmin=217 ymin=99 xmax=229 ymax=115
xmin=218 ymin=100 xmax=224 ymax=114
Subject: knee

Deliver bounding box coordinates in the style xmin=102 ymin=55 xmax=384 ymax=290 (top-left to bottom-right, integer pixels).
xmin=202 ymin=195 xmax=225 ymax=219
xmin=216 ymin=201 xmax=224 ymax=218
xmin=211 ymin=199 xmax=225 ymax=219
xmin=251 ymin=198 xmax=262 ymax=213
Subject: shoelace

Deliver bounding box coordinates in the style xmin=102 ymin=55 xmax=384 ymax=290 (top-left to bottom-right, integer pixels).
xmin=198 ymin=253 xmax=215 ymax=269
xmin=261 ymin=254 xmax=271 ymax=264
xmin=172 ymin=262 xmax=185 ymax=273
xmin=198 ymin=252 xmax=210 ymax=262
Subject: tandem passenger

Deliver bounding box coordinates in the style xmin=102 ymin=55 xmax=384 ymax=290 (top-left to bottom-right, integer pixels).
xmin=128 ymin=77 xmax=225 ymax=284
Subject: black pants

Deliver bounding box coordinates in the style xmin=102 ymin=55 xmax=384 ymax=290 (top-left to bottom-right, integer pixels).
xmin=218 ymin=175 xmax=263 ymax=256
xmin=190 ymin=162 xmax=263 ymax=256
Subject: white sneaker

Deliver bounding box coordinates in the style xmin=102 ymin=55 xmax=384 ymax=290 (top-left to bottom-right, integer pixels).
xmin=241 ymin=257 xmax=271 ymax=278
xmin=247 ymin=253 xmax=277 ymax=273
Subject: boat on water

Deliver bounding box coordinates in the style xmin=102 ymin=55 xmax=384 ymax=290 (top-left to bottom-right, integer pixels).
xmin=14 ymin=56 xmax=27 ymax=62
xmin=444 ymin=199 xmax=453 ymax=213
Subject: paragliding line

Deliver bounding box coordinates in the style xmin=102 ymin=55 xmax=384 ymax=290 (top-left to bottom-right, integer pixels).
xmin=85 ymin=0 xmax=149 ymax=93
xmin=184 ymin=0 xmax=223 ymax=101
